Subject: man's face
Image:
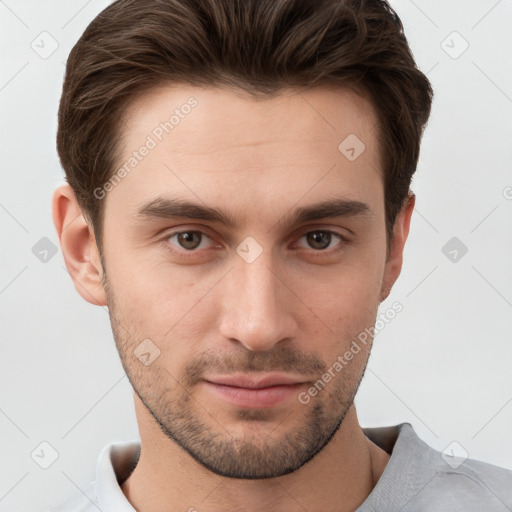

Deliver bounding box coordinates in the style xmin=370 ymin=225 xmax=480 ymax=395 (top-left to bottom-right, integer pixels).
xmin=100 ymin=85 xmax=390 ymax=478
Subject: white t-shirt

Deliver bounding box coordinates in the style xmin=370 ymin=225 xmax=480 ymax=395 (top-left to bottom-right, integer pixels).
xmin=49 ymin=422 xmax=512 ymax=511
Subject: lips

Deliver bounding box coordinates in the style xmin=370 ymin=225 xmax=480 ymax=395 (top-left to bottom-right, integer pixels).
xmin=204 ymin=373 xmax=305 ymax=389
xmin=202 ymin=373 xmax=307 ymax=409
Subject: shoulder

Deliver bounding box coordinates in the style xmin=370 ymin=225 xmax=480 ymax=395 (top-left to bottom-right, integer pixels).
xmin=48 ymin=481 xmax=99 ymax=512
xmin=361 ymin=423 xmax=512 ymax=511
xmin=419 ymin=456 xmax=512 ymax=510
xmin=48 ymin=439 xmax=140 ymax=512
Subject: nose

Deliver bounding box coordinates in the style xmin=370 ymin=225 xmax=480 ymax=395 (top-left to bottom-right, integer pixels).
xmin=218 ymin=250 xmax=298 ymax=352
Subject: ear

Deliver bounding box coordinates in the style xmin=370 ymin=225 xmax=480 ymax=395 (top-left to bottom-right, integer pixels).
xmin=52 ymin=184 xmax=107 ymax=306
xmin=379 ymin=191 xmax=415 ymax=302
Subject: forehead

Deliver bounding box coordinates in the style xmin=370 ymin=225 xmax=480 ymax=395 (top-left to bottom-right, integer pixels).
xmin=120 ymin=83 xmax=379 ymax=155
xmin=107 ymin=84 xmax=383 ymax=222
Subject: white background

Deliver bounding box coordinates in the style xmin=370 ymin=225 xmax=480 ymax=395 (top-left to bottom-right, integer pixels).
xmin=1 ymin=1 xmax=511 ymax=511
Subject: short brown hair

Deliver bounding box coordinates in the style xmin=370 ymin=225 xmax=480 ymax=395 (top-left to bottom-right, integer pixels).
xmin=57 ymin=0 xmax=433 ymax=255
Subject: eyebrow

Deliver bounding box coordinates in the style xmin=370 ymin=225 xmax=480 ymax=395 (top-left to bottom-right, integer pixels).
xmin=134 ymin=196 xmax=372 ymax=230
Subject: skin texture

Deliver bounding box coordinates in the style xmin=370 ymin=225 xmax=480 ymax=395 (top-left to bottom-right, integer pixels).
xmin=53 ymin=84 xmax=415 ymax=512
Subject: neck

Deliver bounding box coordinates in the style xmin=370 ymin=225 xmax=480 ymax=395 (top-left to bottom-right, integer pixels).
xmin=121 ymin=394 xmax=389 ymax=512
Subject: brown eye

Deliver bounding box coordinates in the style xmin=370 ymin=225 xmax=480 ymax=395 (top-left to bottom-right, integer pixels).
xmin=177 ymin=232 xmax=201 ymax=249
xmin=298 ymin=230 xmax=344 ymax=251
xmin=306 ymin=231 xmax=332 ymax=250
xmin=168 ymin=231 xmax=212 ymax=251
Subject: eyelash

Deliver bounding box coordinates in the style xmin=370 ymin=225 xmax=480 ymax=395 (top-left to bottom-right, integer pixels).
xmin=162 ymin=228 xmax=349 ymax=259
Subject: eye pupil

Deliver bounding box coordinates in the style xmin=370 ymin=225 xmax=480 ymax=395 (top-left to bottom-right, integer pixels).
xmin=307 ymin=231 xmax=331 ymax=250
xmin=177 ymin=231 xmax=201 ymax=250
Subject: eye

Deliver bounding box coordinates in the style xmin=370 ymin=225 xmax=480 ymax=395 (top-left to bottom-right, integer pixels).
xmin=167 ymin=230 xmax=214 ymax=251
xmin=296 ymin=230 xmax=347 ymax=251
xmin=162 ymin=228 xmax=348 ymax=259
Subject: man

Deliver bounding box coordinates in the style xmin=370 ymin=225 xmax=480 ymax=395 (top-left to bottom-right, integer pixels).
xmin=51 ymin=0 xmax=512 ymax=510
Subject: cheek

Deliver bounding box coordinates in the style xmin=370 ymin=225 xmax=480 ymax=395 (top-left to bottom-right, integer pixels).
xmin=106 ymin=244 xmax=191 ymax=309
xmin=107 ymin=260 xmax=216 ymax=361
xmin=298 ymin=255 xmax=384 ymax=351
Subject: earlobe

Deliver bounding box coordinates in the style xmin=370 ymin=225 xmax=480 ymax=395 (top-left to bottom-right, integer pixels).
xmin=52 ymin=184 xmax=107 ymax=306
xmin=379 ymin=192 xmax=415 ymax=303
